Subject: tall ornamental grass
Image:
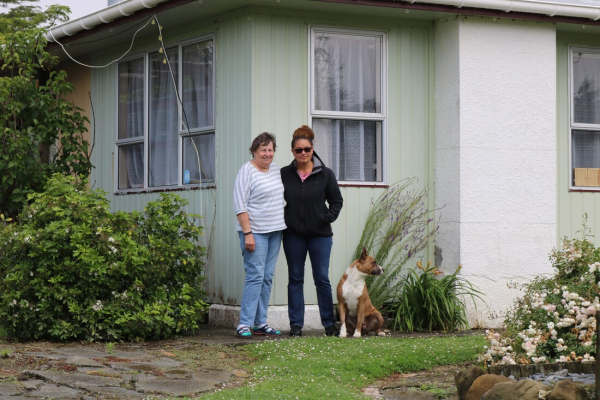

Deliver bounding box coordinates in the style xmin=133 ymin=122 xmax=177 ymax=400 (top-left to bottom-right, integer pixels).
xmin=353 ymin=178 xmax=439 ymax=309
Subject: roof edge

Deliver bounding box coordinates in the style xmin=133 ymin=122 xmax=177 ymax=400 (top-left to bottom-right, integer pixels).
xmin=46 ymin=0 xmax=600 ymax=43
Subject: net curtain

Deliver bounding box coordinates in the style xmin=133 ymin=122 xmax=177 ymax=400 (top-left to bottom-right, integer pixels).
xmin=313 ymin=33 xmax=379 ymax=181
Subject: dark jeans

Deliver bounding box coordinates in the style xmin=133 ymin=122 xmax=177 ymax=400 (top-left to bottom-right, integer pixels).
xmin=282 ymin=233 xmax=335 ymax=329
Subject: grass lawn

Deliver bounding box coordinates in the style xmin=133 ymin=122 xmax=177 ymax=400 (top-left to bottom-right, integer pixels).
xmin=200 ymin=333 xmax=486 ymax=399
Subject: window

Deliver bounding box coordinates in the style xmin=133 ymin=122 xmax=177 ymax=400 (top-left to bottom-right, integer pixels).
xmin=310 ymin=27 xmax=385 ymax=183
xmin=116 ymin=36 xmax=215 ymax=191
xmin=570 ymin=47 xmax=600 ymax=188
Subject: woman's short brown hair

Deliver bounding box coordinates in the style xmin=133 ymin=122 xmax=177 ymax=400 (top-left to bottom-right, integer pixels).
xmin=249 ymin=132 xmax=277 ymax=156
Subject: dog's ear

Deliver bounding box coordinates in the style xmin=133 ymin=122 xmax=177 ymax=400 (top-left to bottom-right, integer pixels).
xmin=360 ymin=247 xmax=368 ymax=260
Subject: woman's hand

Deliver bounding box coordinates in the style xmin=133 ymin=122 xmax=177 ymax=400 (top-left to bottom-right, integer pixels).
xmin=245 ymin=234 xmax=255 ymax=253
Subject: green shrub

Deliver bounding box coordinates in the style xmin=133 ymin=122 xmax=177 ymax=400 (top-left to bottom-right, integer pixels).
xmin=480 ymin=216 xmax=599 ymax=365
xmin=388 ymin=261 xmax=482 ymax=332
xmin=0 ymin=174 xmax=208 ymax=341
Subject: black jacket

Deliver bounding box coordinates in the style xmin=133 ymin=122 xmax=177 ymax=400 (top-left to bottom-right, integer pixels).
xmin=281 ymin=152 xmax=343 ymax=237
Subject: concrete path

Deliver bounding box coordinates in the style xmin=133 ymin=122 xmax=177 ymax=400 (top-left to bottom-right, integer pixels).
xmin=0 ymin=325 xmax=472 ymax=399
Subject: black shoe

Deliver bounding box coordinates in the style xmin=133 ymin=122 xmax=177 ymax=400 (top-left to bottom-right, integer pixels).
xmin=290 ymin=325 xmax=302 ymax=337
xmin=325 ymin=325 xmax=340 ymax=337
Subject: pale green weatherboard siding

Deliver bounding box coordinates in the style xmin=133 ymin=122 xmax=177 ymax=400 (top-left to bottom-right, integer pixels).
xmin=557 ymin=32 xmax=600 ymax=245
xmin=90 ymin=8 xmax=434 ymax=306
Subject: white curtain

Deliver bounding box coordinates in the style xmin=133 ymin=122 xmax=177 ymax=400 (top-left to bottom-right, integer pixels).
xmin=149 ymin=49 xmax=179 ymax=187
xmin=572 ymin=130 xmax=600 ymax=168
xmin=118 ymin=59 xmax=144 ymax=189
xmin=573 ymin=52 xmax=600 ymax=124
xmin=183 ymin=40 xmax=214 ymax=130
xmin=182 ymin=40 xmax=215 ymax=183
xmin=183 ymin=135 xmax=215 ymax=183
xmin=313 ymin=33 xmax=380 ymax=181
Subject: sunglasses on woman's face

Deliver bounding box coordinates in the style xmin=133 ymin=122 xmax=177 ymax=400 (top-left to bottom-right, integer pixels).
xmin=294 ymin=147 xmax=312 ymax=154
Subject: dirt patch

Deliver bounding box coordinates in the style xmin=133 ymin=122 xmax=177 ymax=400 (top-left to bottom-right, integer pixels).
xmin=367 ymin=364 xmax=472 ymax=400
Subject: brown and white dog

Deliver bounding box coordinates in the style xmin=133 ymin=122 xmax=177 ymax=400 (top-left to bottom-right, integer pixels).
xmin=336 ymin=247 xmax=385 ymax=338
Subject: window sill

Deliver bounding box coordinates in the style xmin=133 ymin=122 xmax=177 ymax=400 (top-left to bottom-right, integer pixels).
xmin=339 ymin=183 xmax=389 ymax=188
xmin=116 ymin=184 xmax=216 ymax=195
xmin=569 ymin=188 xmax=600 ymax=192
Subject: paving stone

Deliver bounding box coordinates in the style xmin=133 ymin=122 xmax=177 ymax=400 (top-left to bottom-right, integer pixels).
xmin=20 ymin=379 xmax=44 ymax=390
xmin=128 ymin=357 xmax=183 ymax=369
xmin=136 ymin=377 xmax=222 ymax=395
xmin=82 ymin=368 xmax=125 ymax=379
xmin=28 ymin=382 xmax=86 ymax=399
xmin=86 ymin=385 xmax=147 ymax=399
xmin=20 ymin=351 xmax=69 ymax=359
xmin=0 ymin=381 xmax=25 ymax=396
xmin=193 ymin=368 xmax=233 ymax=381
xmin=56 ymin=347 xmax=107 ymax=358
xmin=65 ymin=356 xmax=106 ymax=367
xmin=108 ymin=350 xmax=154 ymax=360
xmin=26 ymin=369 xmax=123 ymax=388
xmin=233 ymin=369 xmax=249 ymax=378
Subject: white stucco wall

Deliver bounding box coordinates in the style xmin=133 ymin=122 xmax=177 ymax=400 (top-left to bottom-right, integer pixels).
xmin=435 ymin=17 xmax=557 ymax=327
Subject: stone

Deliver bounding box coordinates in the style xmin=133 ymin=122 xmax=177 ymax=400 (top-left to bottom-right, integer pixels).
xmin=482 ymin=379 xmax=549 ymax=400
xmin=136 ymin=377 xmax=222 ymax=395
xmin=466 ymin=374 xmax=512 ymax=400
xmin=26 ymin=369 xmax=123 ymax=389
xmin=65 ymin=356 xmax=105 ymax=367
xmin=28 ymin=383 xmax=85 ymax=399
xmin=548 ymin=380 xmax=590 ymax=400
xmin=455 ymin=365 xmax=486 ymax=400
xmin=0 ymin=381 xmax=25 ymax=396
xmin=233 ymin=369 xmax=249 ymax=378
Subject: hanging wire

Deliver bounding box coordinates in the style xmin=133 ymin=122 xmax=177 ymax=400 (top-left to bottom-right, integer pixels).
xmin=47 ymin=13 xmax=217 ymax=256
xmin=152 ymin=14 xmax=217 ymax=255
xmin=48 ymin=17 xmax=155 ymax=68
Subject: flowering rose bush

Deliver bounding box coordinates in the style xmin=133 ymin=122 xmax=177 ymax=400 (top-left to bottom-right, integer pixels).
xmin=0 ymin=174 xmax=208 ymax=341
xmin=480 ymin=224 xmax=599 ymax=365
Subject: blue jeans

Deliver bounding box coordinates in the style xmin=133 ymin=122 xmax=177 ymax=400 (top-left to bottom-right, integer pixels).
xmin=238 ymin=231 xmax=282 ymax=327
xmin=283 ymin=233 xmax=335 ymax=328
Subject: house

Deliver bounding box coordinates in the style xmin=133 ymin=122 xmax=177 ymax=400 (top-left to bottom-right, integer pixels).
xmin=45 ymin=0 xmax=600 ymax=329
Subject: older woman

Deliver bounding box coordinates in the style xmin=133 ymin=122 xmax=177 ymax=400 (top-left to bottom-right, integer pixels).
xmin=281 ymin=125 xmax=343 ymax=337
xmin=233 ymin=132 xmax=286 ymax=338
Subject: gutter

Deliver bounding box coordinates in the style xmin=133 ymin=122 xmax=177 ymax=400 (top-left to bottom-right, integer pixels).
xmin=399 ymin=0 xmax=600 ymax=19
xmin=315 ymin=0 xmax=600 ymax=25
xmin=47 ymin=0 xmax=170 ymax=42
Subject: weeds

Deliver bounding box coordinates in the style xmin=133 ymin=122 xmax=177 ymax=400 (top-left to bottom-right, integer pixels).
xmin=105 ymin=342 xmax=115 ymax=354
xmin=419 ymin=383 xmax=452 ymax=399
xmin=0 ymin=348 xmax=11 ymax=358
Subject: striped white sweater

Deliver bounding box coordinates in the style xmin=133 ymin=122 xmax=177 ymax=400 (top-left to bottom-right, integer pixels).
xmin=233 ymin=161 xmax=286 ymax=233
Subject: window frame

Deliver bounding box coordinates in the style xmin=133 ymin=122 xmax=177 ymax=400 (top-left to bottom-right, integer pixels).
xmin=114 ymin=33 xmax=216 ymax=194
xmin=308 ymin=26 xmax=388 ymax=186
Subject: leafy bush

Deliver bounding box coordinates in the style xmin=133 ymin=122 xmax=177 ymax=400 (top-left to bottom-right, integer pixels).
xmin=388 ymin=261 xmax=482 ymax=332
xmin=353 ymin=178 xmax=439 ymax=309
xmin=0 ymin=28 xmax=92 ymax=218
xmin=0 ymin=174 xmax=208 ymax=341
xmin=479 ymin=217 xmax=599 ymax=365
